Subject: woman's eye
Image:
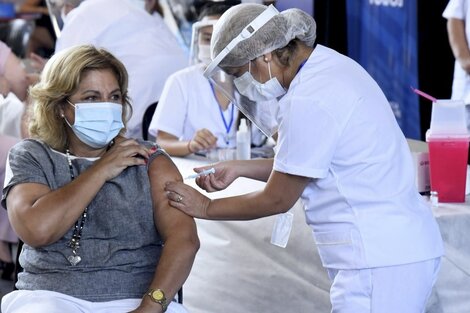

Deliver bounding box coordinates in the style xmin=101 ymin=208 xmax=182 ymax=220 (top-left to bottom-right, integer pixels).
xmin=111 ymin=94 xmax=122 ymax=102
xmin=84 ymin=96 xmax=98 ymax=102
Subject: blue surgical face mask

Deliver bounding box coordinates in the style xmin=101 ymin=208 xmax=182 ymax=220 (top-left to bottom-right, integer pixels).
xmin=234 ymin=60 xmax=286 ymax=102
xmin=64 ymin=100 xmax=124 ymax=149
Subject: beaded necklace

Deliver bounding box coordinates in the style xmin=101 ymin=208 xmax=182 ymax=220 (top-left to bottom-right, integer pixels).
xmin=65 ymin=149 xmax=87 ymax=266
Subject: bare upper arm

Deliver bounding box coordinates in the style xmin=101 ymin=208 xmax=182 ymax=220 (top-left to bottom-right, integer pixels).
xmin=6 ymin=182 xmax=52 ymax=236
xmin=148 ymin=154 xmax=197 ymax=240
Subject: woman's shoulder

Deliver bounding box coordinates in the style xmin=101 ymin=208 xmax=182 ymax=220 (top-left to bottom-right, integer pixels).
xmin=11 ymin=138 xmax=48 ymax=152
xmin=7 ymin=139 xmax=57 ymax=170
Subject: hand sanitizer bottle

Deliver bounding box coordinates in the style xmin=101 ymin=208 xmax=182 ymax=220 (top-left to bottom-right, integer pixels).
xmin=236 ymin=118 xmax=251 ymax=160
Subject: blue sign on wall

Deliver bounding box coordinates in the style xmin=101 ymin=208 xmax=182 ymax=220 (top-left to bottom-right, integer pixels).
xmin=347 ymin=0 xmax=420 ymax=139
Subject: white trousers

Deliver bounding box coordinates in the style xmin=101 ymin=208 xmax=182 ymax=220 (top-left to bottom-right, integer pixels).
xmin=327 ymin=257 xmax=441 ymax=313
xmin=1 ymin=290 xmax=189 ymax=313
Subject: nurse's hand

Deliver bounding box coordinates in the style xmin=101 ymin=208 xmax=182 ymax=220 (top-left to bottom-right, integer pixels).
xmin=188 ymin=128 xmax=217 ymax=153
xmin=165 ymin=181 xmax=211 ymax=218
xmin=194 ymin=161 xmax=238 ymax=192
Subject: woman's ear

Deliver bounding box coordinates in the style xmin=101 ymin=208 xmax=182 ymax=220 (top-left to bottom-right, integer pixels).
xmin=263 ymin=52 xmax=273 ymax=63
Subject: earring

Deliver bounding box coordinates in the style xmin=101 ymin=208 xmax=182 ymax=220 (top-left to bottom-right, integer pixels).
xmin=60 ymin=113 xmax=65 ymax=118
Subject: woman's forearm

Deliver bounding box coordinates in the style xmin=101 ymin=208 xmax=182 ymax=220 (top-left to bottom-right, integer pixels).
xmin=236 ymin=158 xmax=273 ymax=182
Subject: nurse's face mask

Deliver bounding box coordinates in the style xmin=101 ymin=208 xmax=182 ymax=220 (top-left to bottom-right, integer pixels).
xmin=233 ymin=59 xmax=286 ymax=102
xmin=189 ymin=19 xmax=217 ymax=66
xmin=203 ymin=5 xmax=282 ymax=138
xmin=63 ymin=99 xmax=124 ymax=149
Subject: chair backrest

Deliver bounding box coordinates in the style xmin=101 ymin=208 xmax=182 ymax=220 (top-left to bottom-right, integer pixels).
xmin=142 ymin=101 xmax=158 ymax=141
xmin=13 ymin=239 xmax=22 ymax=289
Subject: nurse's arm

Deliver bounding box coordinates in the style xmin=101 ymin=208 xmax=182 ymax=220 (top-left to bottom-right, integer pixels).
xmin=447 ymin=18 xmax=470 ymax=73
xmin=206 ymin=170 xmax=310 ymax=220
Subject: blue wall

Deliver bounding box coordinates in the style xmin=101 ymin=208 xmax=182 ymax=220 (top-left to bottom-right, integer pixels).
xmin=347 ymin=0 xmax=421 ymax=139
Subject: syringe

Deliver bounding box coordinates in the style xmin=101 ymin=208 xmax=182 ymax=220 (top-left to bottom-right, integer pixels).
xmin=184 ymin=167 xmax=216 ymax=180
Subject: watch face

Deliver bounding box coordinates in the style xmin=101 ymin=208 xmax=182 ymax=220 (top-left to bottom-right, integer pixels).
xmin=152 ymin=289 xmax=164 ymax=301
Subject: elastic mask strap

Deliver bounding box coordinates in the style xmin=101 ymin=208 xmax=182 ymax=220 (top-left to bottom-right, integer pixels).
xmin=267 ymin=61 xmax=272 ymax=79
xmin=66 ymin=99 xmax=76 ymax=108
xmin=63 ymin=99 xmax=75 ymax=127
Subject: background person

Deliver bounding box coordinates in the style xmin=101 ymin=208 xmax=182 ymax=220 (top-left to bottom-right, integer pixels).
xmin=149 ymin=2 xmax=267 ymax=157
xmin=55 ymin=0 xmax=187 ymax=139
xmin=1 ymin=45 xmax=198 ymax=313
xmin=164 ymin=4 xmax=444 ymax=313
xmin=0 ymin=39 xmax=32 ymax=279
xmin=17 ymin=0 xmax=56 ymax=58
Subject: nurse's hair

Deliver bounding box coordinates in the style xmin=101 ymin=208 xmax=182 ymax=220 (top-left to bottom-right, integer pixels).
xmin=211 ymin=3 xmax=316 ymax=68
xmin=28 ymin=45 xmax=132 ymax=151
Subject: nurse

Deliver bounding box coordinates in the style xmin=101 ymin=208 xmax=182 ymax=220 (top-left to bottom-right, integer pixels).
xmin=165 ymin=4 xmax=444 ymax=312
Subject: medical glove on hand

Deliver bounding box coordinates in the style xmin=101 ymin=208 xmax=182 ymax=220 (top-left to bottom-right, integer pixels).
xmin=194 ymin=161 xmax=238 ymax=192
xmin=188 ymin=128 xmax=217 ymax=153
xmin=165 ymin=181 xmax=211 ymax=219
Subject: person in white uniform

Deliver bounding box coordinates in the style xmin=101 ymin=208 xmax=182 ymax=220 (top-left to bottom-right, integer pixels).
xmin=55 ymin=0 xmax=187 ymax=139
xmin=149 ymin=2 xmax=266 ymax=157
xmin=164 ymin=4 xmax=444 ymax=313
xmin=443 ymin=0 xmax=470 ymax=162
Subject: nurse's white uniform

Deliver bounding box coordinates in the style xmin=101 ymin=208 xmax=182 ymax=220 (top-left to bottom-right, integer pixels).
xmin=273 ymin=45 xmax=443 ymax=312
xmin=148 ymin=63 xmax=239 ymax=149
xmin=443 ymin=0 xmax=470 ymax=129
xmin=148 ymin=63 xmax=267 ymax=149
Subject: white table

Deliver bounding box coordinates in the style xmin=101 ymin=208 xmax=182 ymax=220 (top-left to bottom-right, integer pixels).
xmin=172 ymin=156 xmax=470 ymax=313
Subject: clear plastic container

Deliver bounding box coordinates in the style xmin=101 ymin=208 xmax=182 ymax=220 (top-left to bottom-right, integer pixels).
xmin=426 ymin=99 xmax=470 ymax=202
xmin=428 ymin=100 xmax=468 ymax=136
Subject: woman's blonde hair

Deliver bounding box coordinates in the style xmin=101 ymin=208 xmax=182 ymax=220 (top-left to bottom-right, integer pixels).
xmin=28 ymin=45 xmax=132 ymax=151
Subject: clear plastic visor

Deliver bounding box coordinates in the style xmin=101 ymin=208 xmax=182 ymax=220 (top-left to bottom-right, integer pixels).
xmin=188 ymin=19 xmax=217 ymax=66
xmin=204 ymin=5 xmax=280 ymax=138
xmin=207 ymin=66 xmax=279 ymax=138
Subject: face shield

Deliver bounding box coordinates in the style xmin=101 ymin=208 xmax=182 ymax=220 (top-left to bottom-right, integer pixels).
xmin=204 ymin=5 xmax=281 ymax=138
xmin=45 ymin=0 xmax=64 ymax=38
xmin=189 ymin=19 xmax=217 ymax=66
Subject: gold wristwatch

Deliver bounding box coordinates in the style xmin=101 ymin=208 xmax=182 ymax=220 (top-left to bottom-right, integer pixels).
xmin=147 ymin=288 xmax=168 ymax=312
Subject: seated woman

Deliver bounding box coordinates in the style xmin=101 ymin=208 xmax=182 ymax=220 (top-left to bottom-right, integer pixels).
xmin=1 ymin=45 xmax=198 ymax=313
xmin=148 ymin=3 xmax=266 ymax=157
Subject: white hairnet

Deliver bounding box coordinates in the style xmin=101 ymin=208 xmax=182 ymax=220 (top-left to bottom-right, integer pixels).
xmin=211 ymin=4 xmax=316 ymax=68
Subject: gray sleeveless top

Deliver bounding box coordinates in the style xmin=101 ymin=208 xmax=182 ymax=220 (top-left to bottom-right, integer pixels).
xmin=2 ymin=139 xmax=167 ymax=301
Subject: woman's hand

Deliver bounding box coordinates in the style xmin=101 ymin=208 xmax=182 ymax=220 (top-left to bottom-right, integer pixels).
xmin=188 ymin=128 xmax=217 ymax=153
xmin=164 ymin=181 xmax=211 ymax=218
xmin=193 ymin=161 xmax=238 ymax=192
xmin=93 ymin=138 xmax=151 ymax=181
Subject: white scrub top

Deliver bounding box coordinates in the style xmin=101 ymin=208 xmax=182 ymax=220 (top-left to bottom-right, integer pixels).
xmin=55 ymin=0 xmax=187 ymax=139
xmin=0 ymin=92 xmax=24 ymax=138
xmin=443 ymin=0 xmax=470 ymax=102
xmin=148 ymin=64 xmax=239 ymax=148
xmin=273 ymin=45 xmax=443 ymax=269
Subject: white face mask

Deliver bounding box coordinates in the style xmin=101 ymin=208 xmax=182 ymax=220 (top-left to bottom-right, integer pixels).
xmin=198 ymin=44 xmax=212 ymax=65
xmin=64 ymin=101 xmax=124 ymax=149
xmin=234 ymin=61 xmax=286 ymax=102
